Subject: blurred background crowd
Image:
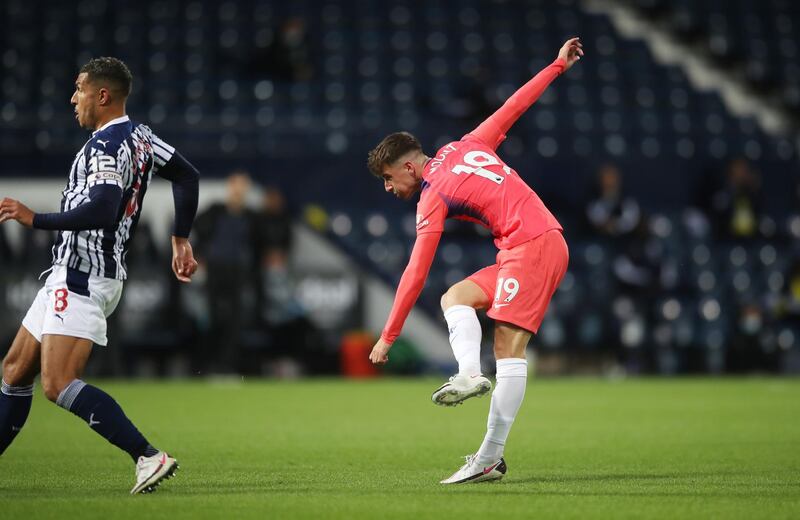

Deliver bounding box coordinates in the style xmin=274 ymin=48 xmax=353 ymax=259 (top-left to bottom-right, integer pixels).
xmin=0 ymin=0 xmax=798 ymax=376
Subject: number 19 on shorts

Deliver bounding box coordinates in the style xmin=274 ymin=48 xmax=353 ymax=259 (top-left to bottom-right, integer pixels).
xmin=494 ymin=277 xmax=520 ymax=304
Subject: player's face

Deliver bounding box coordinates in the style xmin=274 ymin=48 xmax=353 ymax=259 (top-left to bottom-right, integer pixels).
xmin=70 ymin=73 xmax=98 ymax=130
xmin=382 ymin=162 xmax=420 ymax=200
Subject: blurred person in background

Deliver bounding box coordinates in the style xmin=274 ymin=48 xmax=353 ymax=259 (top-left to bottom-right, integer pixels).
xmin=0 ymin=225 xmax=16 ymax=347
xmin=19 ymin=229 xmax=56 ymax=267
xmin=585 ymin=163 xmax=642 ymax=238
xmin=259 ymin=186 xmax=292 ymax=271
xmin=247 ymin=17 xmax=313 ymax=82
xmin=776 ymin=257 xmax=800 ymax=324
xmin=729 ymin=303 xmax=772 ymax=372
xmin=612 ymin=218 xmax=660 ymax=298
xmin=610 ymin=217 xmax=661 ymax=365
xmin=0 ymin=223 xmax=11 ymax=262
xmin=0 ymin=57 xmax=199 ymax=494
xmin=194 ymin=171 xmax=260 ymax=374
xmin=710 ymin=157 xmax=762 ymax=240
xmin=366 ymin=38 xmax=583 ymax=485
xmin=423 ymin=64 xmax=494 ymax=131
xmin=254 ymin=188 xmax=330 ymax=375
xmin=258 ymin=186 xmax=294 ymax=326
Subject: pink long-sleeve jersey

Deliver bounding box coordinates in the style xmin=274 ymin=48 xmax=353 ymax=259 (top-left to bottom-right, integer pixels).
xmin=380 ymin=58 xmax=567 ymax=345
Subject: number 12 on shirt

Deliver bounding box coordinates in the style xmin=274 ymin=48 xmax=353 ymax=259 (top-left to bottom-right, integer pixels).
xmin=451 ymin=151 xmax=513 ymax=185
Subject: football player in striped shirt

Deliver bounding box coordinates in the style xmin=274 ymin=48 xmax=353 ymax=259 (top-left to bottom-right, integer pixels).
xmin=0 ymin=57 xmax=199 ymax=494
xmin=367 ymin=39 xmax=583 ymax=484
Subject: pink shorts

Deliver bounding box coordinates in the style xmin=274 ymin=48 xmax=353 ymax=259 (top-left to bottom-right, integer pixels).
xmin=467 ymin=230 xmax=569 ymax=333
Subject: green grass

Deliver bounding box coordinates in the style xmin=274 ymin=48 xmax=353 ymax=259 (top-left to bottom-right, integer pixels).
xmin=2 ymin=378 xmax=799 ymax=519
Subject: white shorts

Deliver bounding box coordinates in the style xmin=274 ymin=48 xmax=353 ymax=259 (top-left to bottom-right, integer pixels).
xmin=22 ymin=265 xmax=123 ymax=346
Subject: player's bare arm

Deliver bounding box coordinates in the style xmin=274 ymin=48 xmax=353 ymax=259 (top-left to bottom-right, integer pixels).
xmin=0 ymin=198 xmax=34 ymax=227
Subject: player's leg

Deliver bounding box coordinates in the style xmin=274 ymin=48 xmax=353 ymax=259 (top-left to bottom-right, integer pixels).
xmin=474 ymin=322 xmax=531 ymax=467
xmin=40 ymin=333 xmax=177 ymax=493
xmin=440 ymin=277 xmax=492 ymax=376
xmin=1 ymin=279 xmax=51 ymax=456
xmin=432 ymin=275 xmax=494 ymax=406
xmin=40 ymin=333 xmax=155 ymax=459
xmin=37 ymin=269 xmax=156 ymax=461
xmin=441 ymin=231 xmax=569 ymax=484
xmin=439 ymin=322 xmax=528 ymax=484
xmin=0 ymin=326 xmax=41 ymax=454
xmin=477 ymin=232 xmax=568 ymax=470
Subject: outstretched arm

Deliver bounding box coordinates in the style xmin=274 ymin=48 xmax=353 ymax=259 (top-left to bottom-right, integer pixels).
xmin=369 ymin=231 xmax=442 ymax=364
xmin=469 ymin=37 xmax=584 ymax=150
xmin=0 ymin=185 xmax=122 ymax=230
xmin=156 ymin=151 xmax=200 ymax=282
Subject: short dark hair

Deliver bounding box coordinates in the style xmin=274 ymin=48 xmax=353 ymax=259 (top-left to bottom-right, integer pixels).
xmin=79 ymin=57 xmax=133 ymax=97
xmin=367 ymin=132 xmax=423 ymax=177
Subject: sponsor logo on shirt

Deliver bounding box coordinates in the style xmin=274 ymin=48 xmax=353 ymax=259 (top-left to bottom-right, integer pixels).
xmin=416 ymin=213 xmax=430 ymax=230
xmin=87 ymin=171 xmax=123 ymax=184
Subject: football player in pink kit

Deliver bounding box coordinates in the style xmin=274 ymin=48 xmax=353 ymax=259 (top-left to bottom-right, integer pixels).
xmin=366 ymin=38 xmax=583 ymax=484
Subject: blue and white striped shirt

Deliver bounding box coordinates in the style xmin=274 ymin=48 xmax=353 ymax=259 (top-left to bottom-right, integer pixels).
xmin=51 ymin=115 xmax=175 ymax=280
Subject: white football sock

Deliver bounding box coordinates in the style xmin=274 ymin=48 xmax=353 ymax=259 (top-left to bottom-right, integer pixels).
xmin=476 ymin=358 xmax=528 ymax=465
xmin=443 ymin=305 xmax=482 ymax=376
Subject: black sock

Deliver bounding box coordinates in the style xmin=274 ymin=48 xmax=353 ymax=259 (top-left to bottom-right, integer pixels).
xmin=143 ymin=444 xmax=159 ymax=457
xmin=57 ymin=379 xmax=154 ymax=462
xmin=0 ymin=380 xmax=34 ymax=455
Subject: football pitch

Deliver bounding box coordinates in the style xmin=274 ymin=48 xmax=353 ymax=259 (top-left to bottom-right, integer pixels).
xmin=2 ymin=378 xmax=798 ymax=519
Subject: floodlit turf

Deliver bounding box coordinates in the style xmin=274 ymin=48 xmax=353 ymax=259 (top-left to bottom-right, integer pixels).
xmin=2 ymin=378 xmax=798 ymax=519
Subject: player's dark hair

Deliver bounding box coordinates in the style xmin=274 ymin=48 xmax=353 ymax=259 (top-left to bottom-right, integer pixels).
xmin=79 ymin=57 xmax=133 ymax=98
xmin=367 ymin=132 xmax=423 ymax=177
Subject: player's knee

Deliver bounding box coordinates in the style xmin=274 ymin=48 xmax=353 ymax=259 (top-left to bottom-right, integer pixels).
xmin=440 ymin=291 xmax=451 ymax=312
xmin=2 ymin=355 xmax=26 ymax=386
xmin=1 ymin=355 xmax=13 ymax=381
xmin=441 ymin=285 xmax=467 ymax=311
xmin=41 ymin=376 xmax=67 ymax=403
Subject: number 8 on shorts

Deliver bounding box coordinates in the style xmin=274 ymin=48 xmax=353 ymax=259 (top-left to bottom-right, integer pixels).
xmin=54 ymin=288 xmax=69 ymax=312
